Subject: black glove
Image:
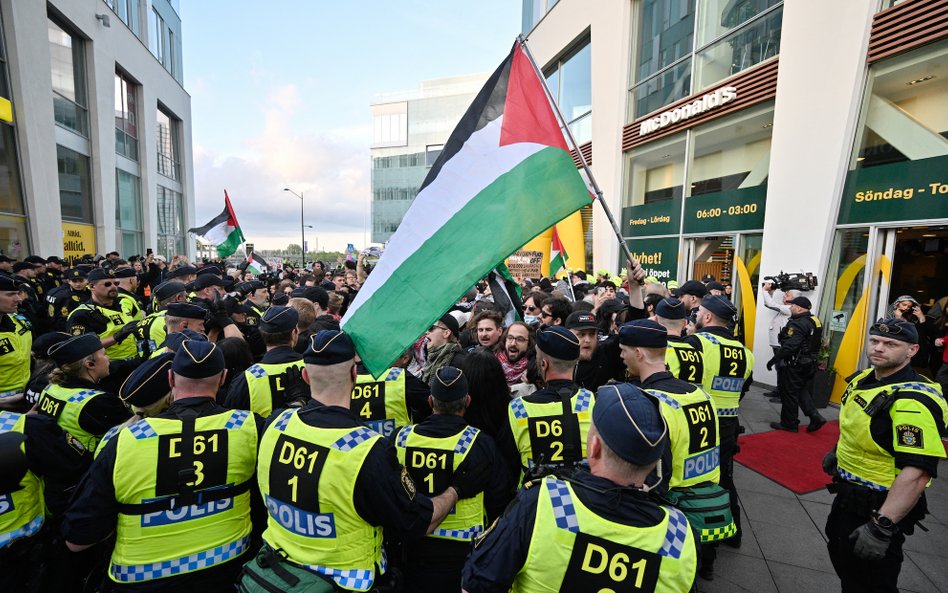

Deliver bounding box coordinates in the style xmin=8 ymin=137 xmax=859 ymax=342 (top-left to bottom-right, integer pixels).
xmin=451 ymin=460 xmax=492 ymax=499
xmin=112 ymin=321 xmax=140 ymax=343
xmin=822 ymin=448 xmax=837 ymax=476
xmin=766 ymin=357 xmax=776 ymax=371
xmin=282 ymin=366 xmax=310 ymax=406
xmin=849 ymin=517 xmax=897 ymax=560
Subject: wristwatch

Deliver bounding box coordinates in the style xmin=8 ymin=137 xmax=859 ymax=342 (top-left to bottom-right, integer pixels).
xmin=871 ymin=510 xmax=896 ymax=530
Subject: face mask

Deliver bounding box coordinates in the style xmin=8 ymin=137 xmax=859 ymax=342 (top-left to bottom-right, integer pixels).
xmin=524 ymin=314 xmax=539 ymax=325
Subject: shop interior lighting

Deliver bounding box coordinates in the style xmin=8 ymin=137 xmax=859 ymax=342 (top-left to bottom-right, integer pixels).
xmin=906 ymin=75 xmax=935 ymax=86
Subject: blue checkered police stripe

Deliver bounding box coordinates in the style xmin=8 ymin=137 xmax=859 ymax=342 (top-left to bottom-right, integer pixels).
xmin=697 ymin=332 xmax=720 ymax=345
xmin=716 ymin=407 xmax=739 ymax=417
xmin=127 ymin=420 xmax=158 ymax=440
xmin=68 ymin=389 xmax=103 ymax=403
xmin=510 ymin=398 xmax=528 ymax=419
xmin=432 ymin=525 xmax=483 ymax=540
xmin=99 ymin=424 xmax=122 ymax=447
xmin=247 ymin=364 xmax=267 ymax=378
xmin=110 ymin=536 xmax=249 ymax=582
xmin=574 ymin=389 xmax=593 ymax=412
xmin=899 ymin=382 xmax=943 ymax=400
xmin=295 ymin=564 xmax=375 ymax=592
xmin=0 ymin=515 xmax=43 ymax=548
xmin=224 ymin=410 xmax=250 ymax=430
xmin=546 ymin=479 xmax=580 ymax=533
xmin=331 ymin=427 xmax=377 ymax=452
xmin=0 ymin=390 xmax=20 ymax=399
xmin=395 ymin=426 xmax=412 ymax=448
xmin=385 ymin=368 xmax=403 ymax=381
xmin=0 ymin=411 xmax=20 ymax=432
xmin=837 ymin=468 xmax=888 ymax=491
xmin=453 ymin=426 xmax=479 ymax=454
xmin=646 ymin=389 xmax=682 ymax=410
xmin=274 ymin=409 xmax=295 ymax=432
xmin=658 ymin=507 xmax=689 ymax=559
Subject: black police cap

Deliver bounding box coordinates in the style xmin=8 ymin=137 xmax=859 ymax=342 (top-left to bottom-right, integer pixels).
xmin=166 ymin=302 xmax=208 ymax=320
xmin=172 ymin=339 xmax=225 ymax=379
xmin=49 ymin=333 xmax=103 ymax=366
xmin=186 ymin=274 xmax=228 ymax=291
xmin=593 ymin=383 xmax=668 ymax=465
xmin=24 ymin=256 xmax=46 ymax=265
xmin=153 ymin=280 xmax=187 ymax=301
xmin=788 ymin=296 xmax=812 ymax=309
xmin=166 ymin=265 xmax=198 ymax=279
xmin=0 ymin=275 xmax=19 ymax=291
xmin=271 ymin=293 xmax=289 ymax=306
xmin=196 ymin=265 xmax=222 ymax=277
xmin=702 ymin=294 xmax=737 ymax=320
xmin=12 ymin=262 xmax=35 ymax=273
xmin=870 ymin=317 xmax=919 ymax=345
xmin=536 ymin=325 xmax=580 ymax=361
xmin=87 ymin=269 xmax=114 ymax=283
xmin=112 ymin=267 xmax=137 ymax=278
xmin=0 ymin=254 xmax=14 ymax=263
xmin=33 ymin=332 xmax=71 ymax=357
xmin=618 ymin=319 xmax=668 ymax=348
xmin=46 ymin=256 xmax=65 ymax=265
xmin=64 ymin=268 xmax=88 ymax=281
xmin=162 ymin=329 xmax=208 ymax=352
xmin=120 ymin=352 xmax=174 ymax=407
xmin=655 ymin=297 xmax=687 ymax=320
xmin=678 ymin=280 xmax=709 ymax=298
xmin=430 ymin=366 xmax=468 ymax=402
xmin=303 ymin=330 xmax=356 ymax=366
xmin=260 ymin=306 xmax=298 ymax=333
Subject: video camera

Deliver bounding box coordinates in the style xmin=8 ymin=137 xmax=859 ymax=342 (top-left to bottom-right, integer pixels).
xmin=763 ymin=271 xmax=818 ymax=292
xmin=257 ymin=272 xmax=280 ymax=287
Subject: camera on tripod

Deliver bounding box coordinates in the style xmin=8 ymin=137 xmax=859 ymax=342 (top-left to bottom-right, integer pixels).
xmin=762 ymin=271 xmax=818 ymax=292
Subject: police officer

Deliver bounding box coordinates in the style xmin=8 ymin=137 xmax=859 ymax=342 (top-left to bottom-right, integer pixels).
xmin=250 ymin=330 xmax=482 ymax=592
xmin=48 ymin=267 xmax=90 ymax=332
xmin=462 ymin=382 xmax=698 ymax=593
xmin=768 ymin=296 xmax=827 ymax=432
xmin=43 ymin=255 xmax=66 ymax=292
xmin=619 ymin=319 xmax=731 ymax=580
xmin=0 ymin=411 xmax=91 ymax=590
xmin=131 ymin=281 xmax=190 ymax=358
xmin=225 ymin=306 xmax=307 ymax=416
xmin=12 ymin=261 xmax=41 ymax=331
xmin=68 ymin=269 xmax=139 ymax=361
xmin=237 ymin=279 xmax=269 ymax=319
xmin=23 ymin=331 xmax=71 ymax=409
xmin=0 ymin=275 xmax=31 ymax=409
xmin=823 ymin=318 xmax=948 ymax=593
xmin=113 ymin=267 xmax=144 ymax=321
xmin=36 ymin=334 xmax=130 ymax=454
xmin=498 ymin=325 xmax=595 ymax=486
xmin=63 ymin=340 xmax=259 ymax=592
xmin=683 ymin=294 xmax=754 ymax=547
xmin=655 ymin=298 xmax=704 ymax=385
xmin=395 ymin=366 xmax=510 ymax=593
xmin=187 ymin=274 xmax=244 ymax=341
xmin=353 ymin=358 xmax=419 ymax=439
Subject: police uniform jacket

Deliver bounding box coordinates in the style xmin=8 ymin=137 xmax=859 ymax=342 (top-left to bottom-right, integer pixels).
xmin=461 ymin=470 xmax=699 ymax=593
xmin=224 ymin=346 xmax=302 ymax=412
xmin=37 ymin=378 xmax=131 ymax=449
xmin=49 ymin=286 xmax=89 ymax=331
xmin=67 ymin=299 xmax=126 ymax=336
xmin=355 ymin=362 xmax=432 ymax=423
xmin=61 ymin=397 xmax=264 ymax=593
xmin=774 ymin=311 xmax=821 ymax=366
xmin=683 ymin=326 xmax=754 ymax=401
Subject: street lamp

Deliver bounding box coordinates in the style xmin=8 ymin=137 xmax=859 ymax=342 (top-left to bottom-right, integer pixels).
xmin=283 ymin=188 xmax=304 ymax=265
xmin=304 ymin=225 xmax=317 ymax=254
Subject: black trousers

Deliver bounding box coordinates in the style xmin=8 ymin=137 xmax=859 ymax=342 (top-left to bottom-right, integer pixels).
xmin=403 ymin=541 xmax=471 ymax=593
xmin=718 ymin=416 xmax=741 ymax=539
xmin=826 ymin=493 xmax=905 ymax=593
xmin=779 ymin=362 xmax=818 ymax=428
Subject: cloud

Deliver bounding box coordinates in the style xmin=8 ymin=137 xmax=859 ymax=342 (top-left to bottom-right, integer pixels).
xmin=193 ymin=83 xmax=371 ymax=251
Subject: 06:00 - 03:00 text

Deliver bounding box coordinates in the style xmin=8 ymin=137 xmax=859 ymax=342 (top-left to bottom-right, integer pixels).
xmin=695 ymin=204 xmax=758 ymax=219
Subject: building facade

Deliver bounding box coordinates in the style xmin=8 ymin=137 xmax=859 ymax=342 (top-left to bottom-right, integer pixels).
xmin=370 ymin=74 xmax=486 ymax=244
xmin=0 ymin=0 xmax=194 ymax=261
xmin=523 ymin=0 xmax=948 ymax=398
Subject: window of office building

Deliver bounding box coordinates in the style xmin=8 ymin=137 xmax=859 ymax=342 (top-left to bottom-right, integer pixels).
xmin=691 ymin=106 xmax=772 ymax=196
xmin=372 ymin=102 xmax=408 ymax=148
xmin=116 ymin=169 xmax=142 ymax=256
xmin=157 ymin=106 xmax=180 ymax=180
xmin=58 ymin=145 xmax=93 ymax=223
xmin=104 ymin=0 xmax=140 ymax=36
xmin=545 ymin=40 xmax=592 ymax=145
xmin=426 ymin=144 xmax=443 ymax=167
xmin=157 ymin=185 xmax=185 ymax=257
xmin=629 ymin=0 xmax=782 ymax=120
xmin=624 ymin=134 xmax=686 ymax=207
xmin=148 ymin=8 xmax=164 ymax=63
xmin=115 ymin=70 xmax=138 ymax=161
xmin=522 ymin=0 xmax=559 ymax=33
xmin=49 ymin=17 xmax=88 ymax=137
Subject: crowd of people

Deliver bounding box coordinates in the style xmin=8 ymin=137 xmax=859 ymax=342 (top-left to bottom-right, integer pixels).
xmin=0 ymin=248 xmax=944 ymax=593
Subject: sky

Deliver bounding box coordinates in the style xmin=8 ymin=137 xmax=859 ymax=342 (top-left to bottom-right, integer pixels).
xmin=180 ymin=1 xmax=522 ymax=252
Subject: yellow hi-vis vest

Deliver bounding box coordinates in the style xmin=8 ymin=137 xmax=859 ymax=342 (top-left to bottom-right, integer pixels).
xmin=259 ymin=409 xmax=385 ymax=592
xmin=0 ymin=412 xmax=44 ymax=549
xmin=836 ymin=369 xmax=948 ymax=491
xmin=117 ymin=291 xmax=144 ymax=321
xmin=0 ymin=314 xmax=31 ymax=401
xmin=507 ymin=388 xmax=594 ymax=479
xmin=395 ymin=423 xmax=485 ymax=541
xmin=665 ymin=340 xmax=703 ymax=385
xmin=69 ymin=302 xmax=139 ymax=360
xmin=134 ymin=310 xmax=167 ymax=360
xmin=694 ymin=332 xmax=754 ymax=417
xmin=512 ymin=477 xmax=697 ymax=593
xmin=645 ymin=386 xmax=721 ymax=489
xmin=245 ymin=359 xmax=306 ymax=417
xmin=36 ymin=383 xmax=109 ymax=453
xmin=352 ymin=368 xmax=410 ymax=439
xmin=108 ymin=408 xmax=257 ymax=583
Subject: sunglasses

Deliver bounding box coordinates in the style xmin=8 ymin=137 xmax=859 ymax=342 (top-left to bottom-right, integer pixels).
xmin=429 ymin=324 xmax=448 ymax=332
xmin=540 ymin=311 xmax=553 ymax=319
xmin=97 ymin=281 xmax=116 ymax=287
xmin=525 ymin=305 xmax=539 ymax=312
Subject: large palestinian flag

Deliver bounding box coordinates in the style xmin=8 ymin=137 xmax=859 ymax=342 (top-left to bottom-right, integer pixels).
xmin=343 ymin=41 xmax=591 ymax=377
xmin=188 ymin=191 xmax=245 ymax=258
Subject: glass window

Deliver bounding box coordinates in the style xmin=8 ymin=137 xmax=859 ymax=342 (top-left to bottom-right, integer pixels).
xmin=157 ymin=185 xmax=185 ymax=257
xmin=148 ymin=8 xmax=164 ymax=63
xmin=156 ymin=106 xmax=180 ymax=180
xmin=624 ymin=133 xmax=686 ymax=207
xmin=371 ymin=102 xmax=408 ymax=148
xmin=425 ymin=144 xmax=443 ymax=167
xmin=48 ymin=17 xmax=88 ymax=136
xmin=114 ymin=71 xmax=138 ymax=161
xmin=107 ymin=0 xmax=140 ymax=36
xmin=691 ymin=106 xmax=773 ymax=196
xmin=0 ymin=125 xmax=24 ymax=215
xmin=694 ymin=4 xmax=783 ymax=91
xmin=0 ymin=213 xmax=27 ymax=259
xmin=630 ymin=57 xmax=692 ymax=120
xmin=635 ymin=0 xmax=696 ymax=81
xmin=696 ymin=0 xmax=781 ymax=47
xmin=115 ymin=169 xmax=142 ymax=255
xmin=168 ymin=29 xmax=176 ymax=78
xmin=58 ymin=145 xmax=93 ymax=223
xmin=545 ymin=41 xmax=593 ymax=144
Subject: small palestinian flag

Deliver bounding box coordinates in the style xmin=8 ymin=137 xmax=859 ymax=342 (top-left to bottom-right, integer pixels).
xmin=188 ymin=191 xmax=245 ymax=258
xmin=550 ymin=225 xmax=568 ymax=277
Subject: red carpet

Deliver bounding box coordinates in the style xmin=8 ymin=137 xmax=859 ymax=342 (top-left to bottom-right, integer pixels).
xmin=734 ymin=421 xmax=840 ymax=494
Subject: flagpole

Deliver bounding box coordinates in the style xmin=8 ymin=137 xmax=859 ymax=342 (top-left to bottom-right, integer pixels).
xmin=565 ymin=267 xmax=577 ymax=302
xmin=517 ymin=35 xmax=636 ymax=270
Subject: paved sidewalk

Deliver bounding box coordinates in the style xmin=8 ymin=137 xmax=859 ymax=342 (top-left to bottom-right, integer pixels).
xmin=701 ymin=385 xmax=948 ymax=593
